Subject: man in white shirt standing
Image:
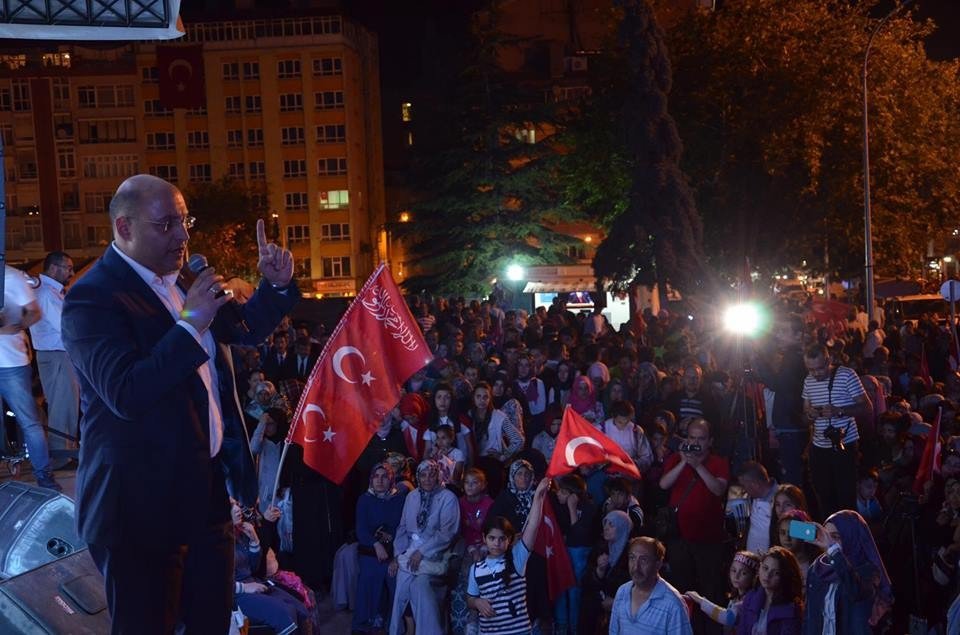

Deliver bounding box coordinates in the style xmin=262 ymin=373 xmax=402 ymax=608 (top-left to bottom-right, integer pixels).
xmin=737 ymin=461 xmax=777 ymax=553
xmin=29 ymin=252 xmax=80 ymax=461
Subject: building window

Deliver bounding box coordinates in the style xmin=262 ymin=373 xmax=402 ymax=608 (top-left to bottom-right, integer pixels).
xmin=78 ymin=118 xmax=137 ymax=144
xmin=287 ymin=225 xmax=310 ymax=244
xmin=281 ymin=127 xmax=304 ymax=145
xmin=148 ymin=165 xmax=178 ymax=182
xmin=320 ymin=223 xmax=350 ymax=241
xmin=277 ymin=59 xmax=301 ymax=79
xmin=0 ymin=124 xmax=13 ymax=146
xmin=279 ymin=93 xmax=303 ymax=112
xmin=141 ymin=66 xmax=159 ymax=83
xmin=144 ymin=99 xmax=172 ymax=117
xmin=12 ymin=80 xmax=31 ymax=111
xmin=567 ymin=244 xmax=587 ymax=260
xmin=317 ymin=158 xmax=347 ymax=177
xmin=316 ymin=124 xmax=346 ymax=143
xmin=321 ymin=256 xmax=350 ymax=278
xmin=294 ymin=257 xmax=311 ymax=279
xmin=228 ymin=162 xmax=245 ymax=178
xmin=225 ymin=95 xmax=242 ymax=114
xmin=17 ymin=149 xmax=37 ymax=180
xmin=319 ymin=189 xmax=349 ymax=209
xmin=283 ymin=160 xmax=307 ymax=178
xmin=57 ymin=147 xmax=76 ymax=178
xmin=189 ymin=164 xmax=212 ymax=182
xmin=84 ymin=191 xmax=113 ymax=213
xmin=249 ymin=161 xmax=266 ymax=179
xmin=82 ymin=155 xmax=139 ymax=179
xmin=401 ymin=102 xmax=413 ymax=122
xmin=0 ymin=54 xmax=26 ymax=70
xmin=315 ymin=91 xmax=344 ymax=110
xmin=284 ymin=192 xmax=308 ymax=210
xmin=187 ymin=130 xmax=210 ymax=149
xmin=86 ymin=225 xmax=112 ymax=247
xmin=42 ymin=52 xmax=72 ymax=68
xmin=146 ymin=132 xmax=176 ymax=150
xmin=245 ymin=95 xmax=261 ymax=113
xmin=247 ymin=128 xmax=264 ymax=147
xmin=251 ymin=193 xmax=268 ymax=210
xmin=242 ymin=61 xmax=260 ymax=79
xmin=185 ymin=105 xmax=208 ymax=116
xmin=63 ymin=218 xmax=82 ymax=248
xmin=222 ymin=62 xmax=239 ymax=80
xmin=227 ymin=129 xmax=243 ymax=148
xmin=313 ymin=57 xmax=342 ymax=76
xmin=0 ymin=88 xmax=10 ymax=111
xmin=24 ymin=218 xmax=42 ymax=244
xmin=76 ymin=85 xmax=135 ymax=109
xmin=52 ymin=78 xmax=70 ymax=110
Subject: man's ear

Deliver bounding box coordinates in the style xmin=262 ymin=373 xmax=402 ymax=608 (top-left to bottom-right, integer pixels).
xmin=114 ymin=216 xmax=132 ymax=241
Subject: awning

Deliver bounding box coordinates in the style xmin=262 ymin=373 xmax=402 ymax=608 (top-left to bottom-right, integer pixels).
xmin=523 ymin=278 xmax=597 ymax=294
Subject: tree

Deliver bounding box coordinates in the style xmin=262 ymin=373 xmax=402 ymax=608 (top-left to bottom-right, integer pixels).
xmin=398 ymin=1 xmax=579 ymax=296
xmin=665 ymin=0 xmax=960 ymax=278
xmin=585 ymin=0 xmax=707 ymax=293
xmin=183 ymin=177 xmax=266 ymax=281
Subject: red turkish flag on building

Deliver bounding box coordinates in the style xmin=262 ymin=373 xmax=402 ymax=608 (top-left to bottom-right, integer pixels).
xmin=546 ymin=406 xmax=641 ymax=479
xmin=287 ymin=264 xmax=432 ymax=484
xmin=157 ymin=44 xmax=205 ymax=109
xmin=533 ymin=496 xmax=575 ymax=602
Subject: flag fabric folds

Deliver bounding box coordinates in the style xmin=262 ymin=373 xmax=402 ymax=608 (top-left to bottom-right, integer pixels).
xmin=546 ymin=406 xmax=641 ymax=479
xmin=287 ymin=264 xmax=432 ymax=484
xmin=913 ymin=406 xmax=942 ymax=496
xmin=533 ymin=496 xmax=575 ymax=602
xmin=157 ymin=44 xmax=205 ymax=109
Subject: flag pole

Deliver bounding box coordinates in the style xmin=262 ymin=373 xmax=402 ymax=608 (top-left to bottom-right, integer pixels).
xmin=270 ymin=262 xmax=389 ymax=508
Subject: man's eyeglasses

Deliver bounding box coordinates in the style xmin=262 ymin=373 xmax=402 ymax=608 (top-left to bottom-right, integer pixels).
xmin=136 ymin=215 xmax=196 ymax=234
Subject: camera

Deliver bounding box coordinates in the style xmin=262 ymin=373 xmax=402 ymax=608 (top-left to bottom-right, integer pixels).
xmin=823 ymin=424 xmax=845 ymax=452
xmin=679 ymin=442 xmax=702 ymax=453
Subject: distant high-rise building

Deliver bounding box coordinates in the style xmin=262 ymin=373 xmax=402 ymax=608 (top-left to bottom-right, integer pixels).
xmin=0 ymin=10 xmax=384 ymax=297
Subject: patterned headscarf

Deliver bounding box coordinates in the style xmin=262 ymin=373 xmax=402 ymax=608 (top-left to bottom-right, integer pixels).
xmin=415 ymin=459 xmax=442 ymax=531
xmin=368 ymin=462 xmax=397 ymax=500
xmin=507 ymin=459 xmax=535 ymax=521
xmin=604 ymin=510 xmax=634 ymax=567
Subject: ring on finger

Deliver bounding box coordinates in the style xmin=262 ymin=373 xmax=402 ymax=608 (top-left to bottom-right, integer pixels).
xmin=208 ymin=285 xmax=219 ymax=296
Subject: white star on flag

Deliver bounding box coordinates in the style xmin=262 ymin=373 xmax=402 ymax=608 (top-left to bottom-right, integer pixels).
xmin=361 ymin=371 xmax=375 ymax=386
xmin=545 ymin=546 xmax=554 ymax=558
xmin=323 ymin=427 xmax=337 ymax=442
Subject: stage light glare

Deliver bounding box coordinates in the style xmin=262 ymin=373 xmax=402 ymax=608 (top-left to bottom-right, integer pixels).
xmin=723 ymin=303 xmax=764 ymax=336
xmin=506 ymin=264 xmax=525 ymax=282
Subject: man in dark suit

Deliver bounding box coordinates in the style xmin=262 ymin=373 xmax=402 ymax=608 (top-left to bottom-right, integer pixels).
xmin=278 ymin=335 xmax=318 ymax=381
xmin=62 ymin=174 xmax=300 ymax=634
xmin=260 ymin=329 xmax=289 ymax=382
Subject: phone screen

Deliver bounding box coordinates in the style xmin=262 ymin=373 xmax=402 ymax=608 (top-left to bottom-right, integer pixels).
xmin=788 ymin=519 xmax=817 ymax=542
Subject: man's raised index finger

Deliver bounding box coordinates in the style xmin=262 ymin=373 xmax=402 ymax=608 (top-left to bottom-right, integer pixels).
xmin=256 ymin=218 xmax=268 ymax=252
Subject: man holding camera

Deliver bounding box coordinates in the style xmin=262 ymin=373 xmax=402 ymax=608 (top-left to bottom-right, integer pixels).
xmin=802 ymin=344 xmax=873 ymax=519
xmin=658 ymin=418 xmax=729 ymax=634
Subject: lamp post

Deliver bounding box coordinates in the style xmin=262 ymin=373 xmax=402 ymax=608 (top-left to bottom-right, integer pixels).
xmin=863 ymin=0 xmax=913 ymax=322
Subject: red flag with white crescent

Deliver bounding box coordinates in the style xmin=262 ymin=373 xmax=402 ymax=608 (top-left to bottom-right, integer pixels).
xmin=546 ymin=406 xmax=641 ymax=479
xmin=533 ymin=496 xmax=575 ymax=602
xmin=157 ymin=44 xmax=205 ymax=109
xmin=286 ymin=264 xmax=432 ymax=484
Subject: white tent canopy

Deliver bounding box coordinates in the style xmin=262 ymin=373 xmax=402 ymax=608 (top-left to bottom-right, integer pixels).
xmin=0 ymin=0 xmax=183 ymax=40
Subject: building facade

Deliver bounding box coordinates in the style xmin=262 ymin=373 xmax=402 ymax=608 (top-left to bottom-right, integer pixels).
xmin=0 ymin=11 xmax=385 ymax=297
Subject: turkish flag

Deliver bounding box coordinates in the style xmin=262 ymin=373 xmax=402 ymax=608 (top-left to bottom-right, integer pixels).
xmin=546 ymin=406 xmax=641 ymax=479
xmin=913 ymin=406 xmax=942 ymax=496
xmin=287 ymin=264 xmax=432 ymax=484
xmin=157 ymin=44 xmax=205 ymax=109
xmin=533 ymin=496 xmax=575 ymax=602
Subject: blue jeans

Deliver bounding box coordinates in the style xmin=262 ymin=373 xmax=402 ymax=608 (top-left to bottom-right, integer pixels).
xmin=554 ymin=545 xmax=590 ymax=632
xmin=0 ymin=365 xmax=51 ymax=473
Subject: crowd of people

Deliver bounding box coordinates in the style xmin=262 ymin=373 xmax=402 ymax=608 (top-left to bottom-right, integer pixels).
xmin=7 ymin=222 xmax=960 ymax=633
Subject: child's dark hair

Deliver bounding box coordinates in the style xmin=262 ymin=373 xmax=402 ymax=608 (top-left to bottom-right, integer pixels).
xmin=609 ymin=400 xmax=635 ymax=419
xmin=482 ymin=516 xmax=517 ymax=586
xmin=436 ymin=424 xmax=455 ymax=438
xmin=464 ymin=467 xmax=487 ymax=486
xmin=556 ymin=474 xmax=587 ymax=496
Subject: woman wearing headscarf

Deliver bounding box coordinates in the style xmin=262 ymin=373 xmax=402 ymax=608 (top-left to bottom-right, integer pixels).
xmin=636 ymin=361 xmax=664 ymax=418
xmin=399 ymin=393 xmax=433 ymax=463
xmin=389 ymin=460 xmax=460 ymax=635
xmin=567 ymin=375 xmax=604 ymax=425
xmin=580 ymin=510 xmax=634 ymax=634
xmin=546 ymin=360 xmax=575 ymax=409
xmin=353 ymin=462 xmax=407 ymax=634
xmin=470 ymin=381 xmax=524 ymax=496
xmin=803 ymin=510 xmax=893 ymax=635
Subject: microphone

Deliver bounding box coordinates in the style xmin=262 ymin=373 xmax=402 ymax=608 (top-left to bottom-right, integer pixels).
xmin=185 ymin=253 xmax=249 ymax=334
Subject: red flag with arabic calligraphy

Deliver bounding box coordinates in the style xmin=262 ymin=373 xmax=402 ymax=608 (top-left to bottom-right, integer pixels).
xmin=287 ymin=264 xmax=432 ymax=484
xmin=546 ymin=406 xmax=641 ymax=479
xmin=533 ymin=496 xmax=575 ymax=602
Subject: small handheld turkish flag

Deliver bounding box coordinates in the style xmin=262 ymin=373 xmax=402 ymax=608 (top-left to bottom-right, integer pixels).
xmin=546 ymin=406 xmax=641 ymax=479
xmin=533 ymin=496 xmax=575 ymax=602
xmin=287 ymin=264 xmax=432 ymax=484
xmin=157 ymin=44 xmax=205 ymax=109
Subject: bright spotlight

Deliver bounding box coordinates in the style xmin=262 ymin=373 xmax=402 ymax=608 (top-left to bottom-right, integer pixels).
xmin=723 ymin=303 xmax=764 ymax=337
xmin=506 ymin=264 xmax=525 ymax=281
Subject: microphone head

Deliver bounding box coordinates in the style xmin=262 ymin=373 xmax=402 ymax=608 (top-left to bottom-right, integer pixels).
xmin=187 ymin=253 xmax=209 ymax=274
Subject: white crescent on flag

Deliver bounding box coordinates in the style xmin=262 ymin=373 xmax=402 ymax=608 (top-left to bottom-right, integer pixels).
xmin=564 ymin=436 xmax=604 ymax=466
xmin=302 ymin=404 xmax=326 ymax=443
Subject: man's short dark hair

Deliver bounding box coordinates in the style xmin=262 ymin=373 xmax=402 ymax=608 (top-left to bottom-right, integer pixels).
xmin=804 ymin=344 xmax=828 ymax=360
xmin=737 ymin=461 xmax=769 ymax=483
xmin=43 ymin=251 xmax=70 ymax=272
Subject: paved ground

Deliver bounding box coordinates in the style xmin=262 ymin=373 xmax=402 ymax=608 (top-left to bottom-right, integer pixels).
xmin=0 ymin=460 xmax=354 ymax=634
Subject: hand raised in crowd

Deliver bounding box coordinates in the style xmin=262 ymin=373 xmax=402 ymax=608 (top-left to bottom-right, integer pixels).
xmin=811 ymin=522 xmax=838 ymax=550
xmin=263 ymin=505 xmax=281 ymax=523
xmin=534 ymin=477 xmax=551 ymax=501
xmin=182 ymin=267 xmax=230 ymax=333
xmin=256 ymin=219 xmax=293 ymax=287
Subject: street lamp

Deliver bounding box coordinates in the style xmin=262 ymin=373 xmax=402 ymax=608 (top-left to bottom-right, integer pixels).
xmin=863 ymin=0 xmax=914 ymax=322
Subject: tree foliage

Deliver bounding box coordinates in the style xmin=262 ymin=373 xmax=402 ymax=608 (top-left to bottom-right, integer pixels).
xmin=398 ymin=2 xmax=580 ymax=296
xmin=183 ymin=177 xmax=265 ymax=281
